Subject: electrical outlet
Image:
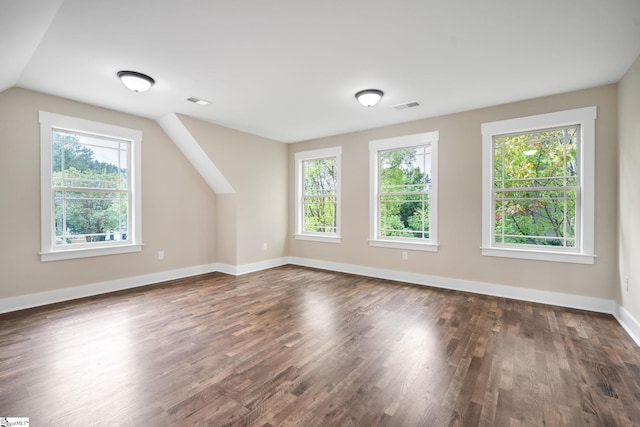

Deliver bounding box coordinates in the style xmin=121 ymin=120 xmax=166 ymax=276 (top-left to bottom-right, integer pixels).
xmin=263 ymin=242 xmax=268 ymax=251
xmin=624 ymin=277 xmax=629 ymax=292
xmin=402 ymin=251 xmax=408 ymax=260
xmin=158 ymin=250 xmax=165 ymax=260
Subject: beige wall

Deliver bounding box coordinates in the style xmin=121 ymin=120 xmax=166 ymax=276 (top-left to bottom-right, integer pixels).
xmin=176 ymin=115 xmax=289 ymax=265
xmin=618 ymin=54 xmax=640 ymax=320
xmin=216 ymin=194 xmax=238 ymax=265
xmin=0 ymin=82 xmax=624 ymax=306
xmin=0 ymin=88 xmax=217 ymax=299
xmin=289 ymin=85 xmax=619 ymax=300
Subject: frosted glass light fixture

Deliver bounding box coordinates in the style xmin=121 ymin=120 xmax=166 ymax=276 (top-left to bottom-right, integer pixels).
xmin=355 ymin=89 xmax=384 ymax=107
xmin=117 ymin=71 xmax=155 ymax=93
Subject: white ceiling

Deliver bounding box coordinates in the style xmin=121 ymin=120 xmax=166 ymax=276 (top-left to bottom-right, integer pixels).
xmin=2 ymin=0 xmax=639 ymax=143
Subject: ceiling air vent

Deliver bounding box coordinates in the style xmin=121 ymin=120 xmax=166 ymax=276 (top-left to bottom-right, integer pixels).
xmin=186 ymin=96 xmax=210 ymax=106
xmin=393 ymin=101 xmax=421 ymax=110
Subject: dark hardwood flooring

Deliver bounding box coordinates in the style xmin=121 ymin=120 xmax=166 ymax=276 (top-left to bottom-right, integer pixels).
xmin=1 ymin=265 xmax=639 ymax=426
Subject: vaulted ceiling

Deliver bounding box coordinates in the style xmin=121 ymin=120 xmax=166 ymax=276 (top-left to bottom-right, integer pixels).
xmin=2 ymin=0 xmax=639 ymax=142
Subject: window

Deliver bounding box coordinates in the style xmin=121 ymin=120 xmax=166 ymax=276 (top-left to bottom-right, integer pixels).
xmin=294 ymin=146 xmax=341 ymax=243
xmin=369 ymin=131 xmax=439 ymax=252
xmin=39 ymin=111 xmax=143 ymax=261
xmin=481 ymin=106 xmax=596 ymax=264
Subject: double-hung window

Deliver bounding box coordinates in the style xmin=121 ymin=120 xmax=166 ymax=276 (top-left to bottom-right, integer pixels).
xmin=481 ymin=107 xmax=596 ymax=264
xmin=369 ymin=131 xmax=439 ymax=252
xmin=294 ymin=146 xmax=341 ymax=243
xmin=39 ymin=111 xmax=143 ymax=261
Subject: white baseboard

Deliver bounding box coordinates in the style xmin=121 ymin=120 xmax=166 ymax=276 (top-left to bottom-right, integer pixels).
xmin=216 ymin=263 xmax=237 ymax=275
xmin=288 ymin=256 xmax=640 ymax=346
xmin=288 ymin=257 xmax=616 ymax=314
xmin=217 ymin=257 xmax=289 ymax=276
xmin=614 ymin=305 xmax=640 ymax=347
xmin=0 ymin=258 xmax=292 ymax=314
xmin=0 ymin=263 xmax=217 ymax=314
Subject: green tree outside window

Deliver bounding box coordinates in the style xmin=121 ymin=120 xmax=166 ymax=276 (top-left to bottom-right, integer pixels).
xmin=493 ymin=126 xmax=578 ymax=247
xmin=378 ymin=146 xmax=431 ymax=239
xmin=302 ymin=158 xmax=336 ymax=233
xmin=52 ymin=130 xmax=129 ymax=245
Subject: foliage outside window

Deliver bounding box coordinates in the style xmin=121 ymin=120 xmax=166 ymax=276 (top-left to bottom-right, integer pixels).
xmin=369 ymin=132 xmax=439 ymax=252
xmin=294 ymin=147 xmax=341 ymax=243
xmin=379 ymin=146 xmax=431 ymax=239
xmin=53 ymin=130 xmax=130 ymax=246
xmin=40 ymin=111 xmax=142 ymax=261
xmin=481 ymin=107 xmax=596 ymax=264
xmin=493 ymin=126 xmax=578 ymax=248
xmin=303 ymin=158 xmax=337 ymax=233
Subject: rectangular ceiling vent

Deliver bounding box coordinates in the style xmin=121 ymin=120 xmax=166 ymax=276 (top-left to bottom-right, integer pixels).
xmin=186 ymin=96 xmax=210 ymax=106
xmin=393 ymin=101 xmax=421 ymax=110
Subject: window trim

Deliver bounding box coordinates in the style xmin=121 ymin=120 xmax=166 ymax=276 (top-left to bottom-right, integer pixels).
xmin=294 ymin=146 xmax=342 ymax=243
xmin=369 ymin=131 xmax=439 ymax=252
xmin=39 ymin=111 xmax=143 ymax=261
xmin=481 ymin=106 xmax=596 ymax=264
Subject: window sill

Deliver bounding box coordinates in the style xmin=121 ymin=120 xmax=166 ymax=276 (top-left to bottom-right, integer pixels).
xmin=369 ymin=239 xmax=439 ymax=252
xmin=294 ymin=234 xmax=342 ymax=244
xmin=40 ymin=243 xmax=143 ymax=262
xmin=481 ymin=247 xmax=595 ymax=264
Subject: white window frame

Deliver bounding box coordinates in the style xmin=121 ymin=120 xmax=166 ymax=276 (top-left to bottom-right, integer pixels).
xmin=294 ymin=146 xmax=342 ymax=243
xmin=481 ymin=106 xmax=596 ymax=264
xmin=39 ymin=111 xmax=143 ymax=261
xmin=369 ymin=131 xmax=439 ymax=252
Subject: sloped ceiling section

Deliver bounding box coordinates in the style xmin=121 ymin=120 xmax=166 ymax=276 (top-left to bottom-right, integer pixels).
xmin=157 ymin=113 xmax=235 ymax=194
xmin=0 ymin=0 xmax=64 ymax=91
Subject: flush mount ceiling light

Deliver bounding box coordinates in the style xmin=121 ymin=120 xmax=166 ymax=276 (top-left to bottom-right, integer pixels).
xmin=117 ymin=70 xmax=155 ymax=93
xmin=355 ymin=89 xmax=384 ymax=107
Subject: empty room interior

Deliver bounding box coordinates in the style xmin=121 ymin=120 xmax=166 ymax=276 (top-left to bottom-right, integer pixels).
xmin=1 ymin=1 xmax=640 ymax=425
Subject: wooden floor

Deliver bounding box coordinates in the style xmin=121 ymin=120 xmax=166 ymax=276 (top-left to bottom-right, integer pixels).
xmin=1 ymin=266 xmax=639 ymax=426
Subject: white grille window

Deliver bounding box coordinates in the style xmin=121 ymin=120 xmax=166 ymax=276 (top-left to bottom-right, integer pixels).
xmin=295 ymin=146 xmax=341 ymax=243
xmin=493 ymin=126 xmax=579 ymax=248
xmin=40 ymin=112 xmax=143 ymax=261
xmin=482 ymin=107 xmax=596 ymax=264
xmin=378 ymin=145 xmax=432 ymax=239
xmin=369 ymin=132 xmax=439 ymax=252
xmin=53 ymin=129 xmax=131 ymax=246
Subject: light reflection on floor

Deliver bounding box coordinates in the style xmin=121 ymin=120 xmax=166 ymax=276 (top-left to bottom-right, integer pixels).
xmin=302 ymin=287 xmax=337 ymax=340
xmin=43 ymin=310 xmax=136 ymax=418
